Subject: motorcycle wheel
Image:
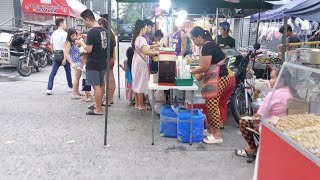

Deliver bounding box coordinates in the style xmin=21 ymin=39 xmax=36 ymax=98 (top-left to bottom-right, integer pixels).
xmin=17 ymin=58 xmax=32 ymax=77
xmin=35 ymin=64 xmax=41 ymax=72
xmin=39 ymin=53 xmax=48 ymax=68
xmin=230 ymin=88 xmax=253 ymax=124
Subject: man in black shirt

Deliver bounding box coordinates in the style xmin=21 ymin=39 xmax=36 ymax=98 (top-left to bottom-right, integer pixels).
xmin=217 ymin=21 xmax=236 ymax=49
xmin=279 ymin=25 xmax=301 ymax=43
xmin=76 ymin=9 xmax=108 ymax=115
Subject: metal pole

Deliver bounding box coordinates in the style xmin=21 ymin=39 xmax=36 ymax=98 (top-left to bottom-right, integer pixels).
xmin=117 ymin=2 xmax=121 ymax=100
xmin=255 ymin=13 xmax=261 ymax=45
xmin=253 ymin=13 xmax=261 ymax=68
xmin=281 ymin=16 xmax=288 ymax=63
xmin=215 ymin=8 xmax=219 ymax=43
xmin=248 ymin=21 xmax=251 ymax=47
xmin=104 ymin=0 xmax=112 ymax=147
xmin=142 ymin=3 xmax=144 ymax=19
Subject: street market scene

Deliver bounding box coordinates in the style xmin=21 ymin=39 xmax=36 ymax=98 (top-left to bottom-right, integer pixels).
xmin=0 ymin=0 xmax=320 ymax=179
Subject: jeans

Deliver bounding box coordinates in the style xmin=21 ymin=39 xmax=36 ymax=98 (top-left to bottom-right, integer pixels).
xmin=47 ymin=59 xmax=73 ymax=90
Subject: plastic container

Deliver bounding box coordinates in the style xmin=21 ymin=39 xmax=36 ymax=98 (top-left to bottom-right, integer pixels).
xmin=185 ymin=100 xmax=210 ymax=126
xmin=160 ymin=104 xmax=177 ymax=137
xmin=177 ymin=109 xmax=204 ymax=143
xmin=176 ymin=78 xmax=194 ymax=86
xmin=159 ymin=51 xmax=177 ymax=61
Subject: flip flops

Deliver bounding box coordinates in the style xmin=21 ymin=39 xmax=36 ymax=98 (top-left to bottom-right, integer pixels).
xmin=203 ymin=135 xmax=223 ymax=144
xmin=86 ymin=110 xmax=103 ymax=116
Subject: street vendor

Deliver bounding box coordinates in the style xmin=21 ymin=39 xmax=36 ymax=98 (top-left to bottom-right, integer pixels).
xmin=190 ymin=26 xmax=230 ymax=144
xmin=217 ymin=21 xmax=235 ymax=49
xmin=173 ymin=25 xmax=187 ymax=57
xmin=279 ymin=25 xmax=301 ymax=44
xmin=235 ymin=68 xmax=296 ymax=161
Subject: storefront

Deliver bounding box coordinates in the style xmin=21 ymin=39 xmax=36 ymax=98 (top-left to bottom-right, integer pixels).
xmin=0 ymin=0 xmax=22 ymax=27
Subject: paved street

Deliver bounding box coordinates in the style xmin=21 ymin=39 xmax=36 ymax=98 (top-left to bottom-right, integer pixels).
xmin=0 ymin=42 xmax=254 ymax=180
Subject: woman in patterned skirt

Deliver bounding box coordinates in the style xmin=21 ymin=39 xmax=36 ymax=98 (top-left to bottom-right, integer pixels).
xmin=190 ymin=26 xmax=230 ymax=144
xmin=131 ymin=19 xmax=158 ymax=110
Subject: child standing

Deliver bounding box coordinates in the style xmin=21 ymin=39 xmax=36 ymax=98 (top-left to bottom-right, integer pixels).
xmin=79 ymin=53 xmax=92 ymax=102
xmin=120 ymin=47 xmax=134 ymax=105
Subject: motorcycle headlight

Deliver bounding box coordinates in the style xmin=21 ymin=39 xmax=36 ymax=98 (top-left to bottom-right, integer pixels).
xmin=22 ymin=44 xmax=28 ymax=49
xmin=230 ymin=67 xmax=239 ymax=76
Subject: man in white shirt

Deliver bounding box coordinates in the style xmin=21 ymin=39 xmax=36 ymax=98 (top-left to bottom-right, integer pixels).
xmin=47 ymin=18 xmax=73 ymax=95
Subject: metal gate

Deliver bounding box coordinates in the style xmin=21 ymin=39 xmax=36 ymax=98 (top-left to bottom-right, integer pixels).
xmin=0 ymin=0 xmax=14 ymax=26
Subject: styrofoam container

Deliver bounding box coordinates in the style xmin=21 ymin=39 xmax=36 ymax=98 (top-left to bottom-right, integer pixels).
xmin=159 ymin=52 xmax=177 ymax=61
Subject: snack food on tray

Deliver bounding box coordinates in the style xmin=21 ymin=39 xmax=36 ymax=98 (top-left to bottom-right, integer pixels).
xmin=267 ymin=114 xmax=320 ymax=132
xmin=267 ymin=114 xmax=320 ymax=158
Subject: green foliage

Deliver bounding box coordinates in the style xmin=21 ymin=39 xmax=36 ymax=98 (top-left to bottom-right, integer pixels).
xmin=120 ymin=3 xmax=156 ymax=25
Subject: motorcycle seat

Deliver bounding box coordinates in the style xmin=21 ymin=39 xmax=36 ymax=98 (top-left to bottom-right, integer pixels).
xmin=10 ymin=47 xmax=24 ymax=56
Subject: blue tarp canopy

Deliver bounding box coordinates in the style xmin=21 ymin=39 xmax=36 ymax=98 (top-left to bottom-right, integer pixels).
xmin=286 ymin=0 xmax=320 ymax=22
xmin=250 ymin=0 xmax=307 ymax=22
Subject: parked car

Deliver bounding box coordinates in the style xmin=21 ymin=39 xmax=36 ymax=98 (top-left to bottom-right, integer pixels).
xmin=118 ymin=24 xmax=133 ymax=42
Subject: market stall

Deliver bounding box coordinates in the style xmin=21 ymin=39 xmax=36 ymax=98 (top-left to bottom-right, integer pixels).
xmin=112 ymin=1 xmax=276 ymax=143
xmin=254 ymin=49 xmax=320 ymax=179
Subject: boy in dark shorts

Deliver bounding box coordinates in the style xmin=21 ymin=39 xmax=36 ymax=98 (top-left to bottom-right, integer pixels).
xmin=78 ymin=53 xmax=92 ymax=102
xmin=76 ymin=9 xmax=108 ymax=115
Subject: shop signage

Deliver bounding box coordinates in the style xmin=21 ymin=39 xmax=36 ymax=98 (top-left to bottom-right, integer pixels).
xmin=24 ymin=4 xmax=67 ymax=14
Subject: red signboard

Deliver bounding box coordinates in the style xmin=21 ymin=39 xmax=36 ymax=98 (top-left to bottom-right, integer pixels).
xmin=22 ymin=0 xmax=79 ymax=17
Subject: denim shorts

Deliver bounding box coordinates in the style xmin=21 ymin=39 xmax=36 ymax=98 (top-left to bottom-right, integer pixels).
xmin=86 ymin=70 xmax=105 ymax=87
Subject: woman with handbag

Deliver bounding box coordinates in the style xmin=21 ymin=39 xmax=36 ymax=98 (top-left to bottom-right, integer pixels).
xmin=131 ymin=19 xmax=158 ymax=110
xmin=190 ymin=26 xmax=230 ymax=144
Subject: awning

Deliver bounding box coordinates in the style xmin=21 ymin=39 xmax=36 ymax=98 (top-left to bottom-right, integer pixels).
xmin=21 ymin=0 xmax=80 ymax=18
xmin=286 ymin=0 xmax=320 ymax=22
xmin=250 ymin=0 xmax=308 ymax=22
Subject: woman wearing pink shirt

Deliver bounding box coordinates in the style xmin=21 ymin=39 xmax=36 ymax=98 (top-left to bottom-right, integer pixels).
xmin=235 ymin=68 xmax=296 ymax=158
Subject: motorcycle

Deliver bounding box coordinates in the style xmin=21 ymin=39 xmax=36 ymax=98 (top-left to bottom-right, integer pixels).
xmin=32 ymin=40 xmax=50 ymax=68
xmin=17 ymin=39 xmax=42 ymax=77
xmin=229 ymin=44 xmax=261 ymax=124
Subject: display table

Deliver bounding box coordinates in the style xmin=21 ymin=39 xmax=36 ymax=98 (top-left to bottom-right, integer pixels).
xmin=149 ymin=82 xmax=199 ymax=145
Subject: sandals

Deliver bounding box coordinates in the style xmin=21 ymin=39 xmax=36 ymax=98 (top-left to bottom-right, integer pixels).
xmin=235 ymin=149 xmax=257 ymax=163
xmin=235 ymin=149 xmax=251 ymax=157
xmin=86 ymin=110 xmax=103 ymax=115
xmin=88 ymin=104 xmax=96 ymax=110
xmin=71 ymin=95 xmax=81 ymax=99
xmin=203 ymin=135 xmax=223 ymax=144
xmin=102 ymin=100 xmax=112 ymax=107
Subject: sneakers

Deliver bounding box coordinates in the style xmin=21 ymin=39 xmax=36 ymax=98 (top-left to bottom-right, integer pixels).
xmin=68 ymin=87 xmax=73 ymax=92
xmin=46 ymin=90 xmax=53 ymax=95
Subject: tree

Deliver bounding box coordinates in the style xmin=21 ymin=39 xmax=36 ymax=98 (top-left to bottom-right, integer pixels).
xmin=120 ymin=3 xmax=156 ymax=24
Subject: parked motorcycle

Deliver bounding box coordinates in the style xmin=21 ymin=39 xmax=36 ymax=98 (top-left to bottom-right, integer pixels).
xmin=32 ymin=40 xmax=50 ymax=68
xmin=229 ymin=44 xmax=261 ymax=124
xmin=17 ymin=39 xmax=42 ymax=77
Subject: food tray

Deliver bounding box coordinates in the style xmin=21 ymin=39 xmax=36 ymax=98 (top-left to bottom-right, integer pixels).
xmin=176 ymin=78 xmax=193 ymax=86
xmin=267 ymin=114 xmax=320 ymax=158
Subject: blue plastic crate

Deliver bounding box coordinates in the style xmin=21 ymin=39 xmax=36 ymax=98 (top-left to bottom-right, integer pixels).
xmin=177 ymin=109 xmax=204 ymax=143
xmin=160 ymin=104 xmax=177 ymax=137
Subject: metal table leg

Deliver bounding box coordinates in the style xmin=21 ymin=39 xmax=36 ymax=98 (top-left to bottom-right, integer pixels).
xmin=189 ymin=90 xmax=194 ymax=145
xmin=152 ymin=90 xmax=155 ymax=145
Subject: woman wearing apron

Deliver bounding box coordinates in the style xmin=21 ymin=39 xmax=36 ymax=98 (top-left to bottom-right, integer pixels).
xmin=190 ymin=26 xmax=230 ymax=144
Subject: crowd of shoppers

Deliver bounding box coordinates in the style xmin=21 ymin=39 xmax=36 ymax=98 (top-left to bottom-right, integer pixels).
xmin=46 ymin=10 xmax=296 ymax=153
